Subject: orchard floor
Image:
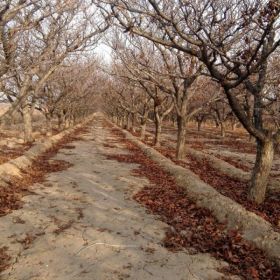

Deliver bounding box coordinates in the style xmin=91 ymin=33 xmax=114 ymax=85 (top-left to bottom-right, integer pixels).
xmin=0 ymin=116 xmax=230 ymax=280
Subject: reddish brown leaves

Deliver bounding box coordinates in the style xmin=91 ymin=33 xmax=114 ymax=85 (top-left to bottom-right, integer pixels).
xmin=0 ymin=126 xmax=87 ymax=217
xmin=106 ymin=126 xmax=280 ymax=280
xmin=0 ymin=247 xmax=11 ymax=273
xmin=185 ymin=154 xmax=280 ymax=230
xmin=0 ymin=143 xmax=33 ymax=165
xmin=0 ymin=126 xmax=88 ymax=272
xmin=144 ymin=139 xmax=279 ymax=229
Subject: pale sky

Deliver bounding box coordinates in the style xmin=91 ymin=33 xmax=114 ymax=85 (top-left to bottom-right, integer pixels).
xmin=94 ymin=43 xmax=112 ymax=63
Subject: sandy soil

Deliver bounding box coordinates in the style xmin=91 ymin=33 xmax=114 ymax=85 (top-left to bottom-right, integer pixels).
xmin=0 ymin=116 xmax=230 ymax=280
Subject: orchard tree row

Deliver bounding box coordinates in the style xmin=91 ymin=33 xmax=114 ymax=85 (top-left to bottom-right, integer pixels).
xmin=0 ymin=0 xmax=109 ymax=141
xmin=1 ymin=0 xmax=280 ymax=205
xmin=98 ymin=0 xmax=280 ymax=205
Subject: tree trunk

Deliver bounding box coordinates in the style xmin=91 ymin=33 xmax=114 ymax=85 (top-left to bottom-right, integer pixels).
xmin=73 ymin=115 xmax=77 ymax=125
xmin=22 ymin=106 xmax=33 ymax=143
xmin=220 ymin=122 xmax=225 ymax=137
xmin=173 ymin=117 xmax=177 ymax=128
xmin=70 ymin=115 xmax=75 ymax=127
xmin=125 ymin=113 xmax=130 ymax=130
xmin=131 ymin=113 xmax=136 ymax=132
xmin=58 ymin=114 xmax=64 ymax=130
xmin=248 ymin=139 xmax=274 ymax=204
xmin=197 ymin=120 xmax=202 ymax=131
xmin=154 ymin=113 xmax=162 ymax=147
xmin=140 ymin=110 xmax=149 ymax=139
xmin=46 ymin=114 xmax=53 ymax=136
xmin=214 ymin=119 xmax=219 ymax=128
xmin=119 ymin=117 xmax=123 ymax=127
xmin=65 ymin=117 xmax=70 ymax=129
xmin=176 ymin=116 xmax=187 ymax=160
xmin=140 ymin=122 xmax=146 ymax=139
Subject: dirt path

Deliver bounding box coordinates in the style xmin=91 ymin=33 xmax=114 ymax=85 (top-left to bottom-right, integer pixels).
xmin=0 ymin=116 xmax=229 ymax=280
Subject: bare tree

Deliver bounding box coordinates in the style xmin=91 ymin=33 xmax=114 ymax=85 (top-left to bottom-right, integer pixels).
xmin=99 ymin=0 xmax=280 ymax=203
xmin=0 ymin=0 xmax=110 ymax=142
xmin=109 ymin=34 xmax=220 ymax=158
xmin=209 ymin=90 xmax=233 ymax=138
xmin=108 ymin=35 xmax=175 ymax=146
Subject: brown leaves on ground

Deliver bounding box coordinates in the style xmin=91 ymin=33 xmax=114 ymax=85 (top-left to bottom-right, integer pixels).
xmin=0 ymin=143 xmax=33 ymax=165
xmin=106 ymin=127 xmax=280 ymax=280
xmin=16 ymin=233 xmax=38 ymax=250
xmin=62 ymin=145 xmax=76 ymax=149
xmin=143 ymin=137 xmax=279 ymax=230
xmin=0 ymin=125 xmax=88 ymax=272
xmin=0 ymin=126 xmax=88 ymax=217
xmin=184 ymin=153 xmax=279 ymax=230
xmin=53 ymin=220 xmax=74 ymax=235
xmin=0 ymin=247 xmax=11 ymax=273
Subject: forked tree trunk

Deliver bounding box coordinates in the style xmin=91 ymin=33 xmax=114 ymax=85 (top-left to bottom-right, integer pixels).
xmin=248 ymin=139 xmax=274 ymax=204
xmin=176 ymin=116 xmax=187 ymax=160
xmin=22 ymin=106 xmax=33 ymax=143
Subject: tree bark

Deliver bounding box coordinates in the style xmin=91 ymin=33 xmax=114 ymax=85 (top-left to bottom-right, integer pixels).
xmin=58 ymin=114 xmax=64 ymax=130
xmin=220 ymin=122 xmax=225 ymax=138
xmin=70 ymin=115 xmax=75 ymax=127
xmin=45 ymin=114 xmax=53 ymax=136
xmin=117 ymin=117 xmax=121 ymax=127
xmin=176 ymin=116 xmax=187 ymax=160
xmin=122 ymin=115 xmax=126 ymax=128
xmin=140 ymin=110 xmax=149 ymax=139
xmin=197 ymin=120 xmax=202 ymax=131
xmin=154 ymin=111 xmax=162 ymax=147
xmin=248 ymin=139 xmax=274 ymax=204
xmin=22 ymin=105 xmax=33 ymax=143
xmin=173 ymin=119 xmax=176 ymax=128
xmin=125 ymin=112 xmax=130 ymax=130
xmin=231 ymin=122 xmax=237 ymax=131
xmin=214 ymin=119 xmax=219 ymax=128
xmin=65 ymin=117 xmax=70 ymax=128
xmin=140 ymin=123 xmax=146 ymax=139
xmin=131 ymin=112 xmax=136 ymax=132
